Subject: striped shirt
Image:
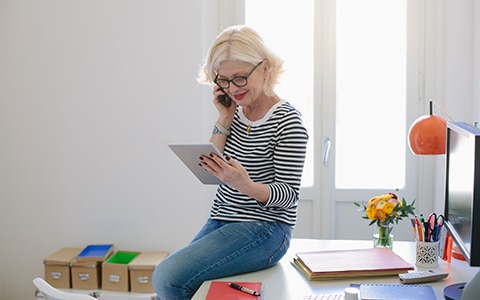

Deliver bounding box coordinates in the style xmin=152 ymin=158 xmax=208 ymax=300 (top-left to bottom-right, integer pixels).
xmin=210 ymin=100 xmax=308 ymax=226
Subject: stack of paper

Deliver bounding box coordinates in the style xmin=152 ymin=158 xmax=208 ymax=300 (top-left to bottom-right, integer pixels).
xmin=292 ymin=248 xmax=414 ymax=280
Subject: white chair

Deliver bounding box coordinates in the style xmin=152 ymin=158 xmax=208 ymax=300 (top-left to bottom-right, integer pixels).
xmin=33 ymin=277 xmax=97 ymax=300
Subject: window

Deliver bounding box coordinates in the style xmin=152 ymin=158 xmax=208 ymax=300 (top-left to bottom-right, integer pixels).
xmin=245 ymin=0 xmax=314 ymax=186
xmin=335 ymin=0 xmax=407 ymax=189
xmin=244 ymin=0 xmax=419 ymax=240
xmin=246 ymin=0 xmax=407 ymax=190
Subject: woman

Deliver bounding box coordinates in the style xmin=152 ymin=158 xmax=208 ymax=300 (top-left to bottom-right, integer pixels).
xmin=152 ymin=25 xmax=308 ymax=299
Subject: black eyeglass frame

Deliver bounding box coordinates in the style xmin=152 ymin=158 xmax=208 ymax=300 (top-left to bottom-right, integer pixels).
xmin=214 ymin=61 xmax=264 ymax=89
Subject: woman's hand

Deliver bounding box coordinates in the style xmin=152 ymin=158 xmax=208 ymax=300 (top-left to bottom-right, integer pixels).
xmin=212 ymin=86 xmax=236 ymax=123
xmin=199 ymin=154 xmax=250 ymax=189
xmin=199 ymin=153 xmax=269 ymax=204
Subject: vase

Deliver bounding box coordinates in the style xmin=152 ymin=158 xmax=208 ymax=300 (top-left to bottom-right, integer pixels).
xmin=373 ymin=223 xmax=394 ymax=248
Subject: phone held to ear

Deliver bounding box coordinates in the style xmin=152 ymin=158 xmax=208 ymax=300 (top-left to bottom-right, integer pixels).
xmin=218 ymin=89 xmax=232 ymax=107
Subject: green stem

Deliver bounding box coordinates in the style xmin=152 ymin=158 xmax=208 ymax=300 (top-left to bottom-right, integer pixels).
xmin=375 ymin=224 xmax=393 ymax=247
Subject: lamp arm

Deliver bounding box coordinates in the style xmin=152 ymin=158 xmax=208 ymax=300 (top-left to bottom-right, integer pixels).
xmin=429 ymin=99 xmax=455 ymax=121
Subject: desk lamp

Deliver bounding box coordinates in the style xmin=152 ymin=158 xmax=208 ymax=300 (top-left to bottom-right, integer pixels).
xmin=408 ymin=100 xmax=448 ymax=155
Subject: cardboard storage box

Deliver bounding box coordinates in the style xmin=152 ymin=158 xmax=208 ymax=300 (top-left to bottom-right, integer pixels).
xmin=43 ymin=247 xmax=82 ymax=289
xmin=102 ymin=251 xmax=140 ymax=292
xmin=71 ymin=244 xmax=114 ymax=290
xmin=71 ymin=260 xmax=102 ymax=290
xmin=129 ymin=251 xmax=169 ymax=293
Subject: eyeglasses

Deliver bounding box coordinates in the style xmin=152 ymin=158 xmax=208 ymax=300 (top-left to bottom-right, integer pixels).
xmin=214 ymin=61 xmax=263 ymax=89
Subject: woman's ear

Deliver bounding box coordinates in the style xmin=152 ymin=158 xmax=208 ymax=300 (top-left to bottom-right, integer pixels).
xmin=262 ymin=60 xmax=270 ymax=79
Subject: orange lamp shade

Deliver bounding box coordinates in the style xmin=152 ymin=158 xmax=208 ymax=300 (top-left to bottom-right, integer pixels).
xmin=408 ymin=114 xmax=447 ymax=155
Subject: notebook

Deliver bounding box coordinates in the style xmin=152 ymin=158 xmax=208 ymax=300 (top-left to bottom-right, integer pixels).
xmin=292 ymin=247 xmax=414 ymax=280
xmin=168 ymin=143 xmax=227 ymax=185
xmin=205 ymin=281 xmax=263 ymax=299
xmin=359 ymin=283 xmax=436 ymax=300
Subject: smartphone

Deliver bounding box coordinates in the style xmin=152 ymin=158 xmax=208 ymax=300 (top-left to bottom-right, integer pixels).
xmin=218 ymin=89 xmax=232 ymax=107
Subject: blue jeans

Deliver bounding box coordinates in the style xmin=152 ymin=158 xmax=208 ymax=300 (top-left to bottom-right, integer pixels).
xmin=152 ymin=219 xmax=292 ymax=300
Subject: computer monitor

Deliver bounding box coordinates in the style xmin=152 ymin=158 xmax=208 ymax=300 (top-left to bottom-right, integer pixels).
xmin=443 ymin=121 xmax=480 ymax=300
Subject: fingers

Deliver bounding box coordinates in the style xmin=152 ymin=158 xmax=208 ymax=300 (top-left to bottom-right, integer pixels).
xmin=198 ymin=153 xmax=216 ymax=165
xmin=200 ymin=153 xmax=226 ymax=165
xmin=212 ymin=86 xmax=224 ymax=97
xmin=199 ymin=154 xmax=247 ymax=189
xmin=213 ymin=88 xmax=227 ymax=106
xmin=199 ymin=153 xmax=232 ymax=172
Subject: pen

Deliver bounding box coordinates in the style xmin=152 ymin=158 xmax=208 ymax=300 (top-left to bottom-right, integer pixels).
xmin=424 ymin=221 xmax=430 ymax=242
xmin=415 ymin=216 xmax=423 ymax=242
xmin=228 ymin=283 xmax=261 ymax=296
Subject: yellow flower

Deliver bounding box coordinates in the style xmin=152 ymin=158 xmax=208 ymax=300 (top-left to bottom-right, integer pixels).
xmin=366 ymin=206 xmax=376 ymax=220
xmin=353 ymin=192 xmax=416 ymax=227
xmin=383 ymin=201 xmax=395 ymax=215
xmin=378 ymin=193 xmax=393 ymax=201
xmin=376 ymin=209 xmax=387 ymax=222
xmin=367 ymin=196 xmax=380 ymax=207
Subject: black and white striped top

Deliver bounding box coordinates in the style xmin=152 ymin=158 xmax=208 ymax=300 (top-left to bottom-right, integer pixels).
xmin=210 ymin=100 xmax=308 ymax=226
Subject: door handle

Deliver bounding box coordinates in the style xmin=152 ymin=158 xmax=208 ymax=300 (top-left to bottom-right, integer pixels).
xmin=323 ymin=137 xmax=331 ymax=166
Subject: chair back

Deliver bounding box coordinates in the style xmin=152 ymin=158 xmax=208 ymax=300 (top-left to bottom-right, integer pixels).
xmin=33 ymin=277 xmax=97 ymax=300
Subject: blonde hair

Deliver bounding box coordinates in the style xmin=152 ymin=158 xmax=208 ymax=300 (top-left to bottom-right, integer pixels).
xmin=198 ymin=25 xmax=284 ymax=96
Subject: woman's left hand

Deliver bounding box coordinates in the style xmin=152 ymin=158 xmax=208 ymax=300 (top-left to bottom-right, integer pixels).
xmin=199 ymin=154 xmax=251 ymax=191
xmin=200 ymin=153 xmax=270 ymax=204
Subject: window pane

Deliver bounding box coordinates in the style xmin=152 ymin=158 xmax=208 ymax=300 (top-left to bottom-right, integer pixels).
xmin=336 ymin=0 xmax=407 ymax=189
xmin=245 ymin=0 xmax=314 ymax=186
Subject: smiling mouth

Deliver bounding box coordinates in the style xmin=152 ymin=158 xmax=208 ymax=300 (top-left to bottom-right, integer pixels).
xmin=234 ymin=91 xmax=248 ymax=100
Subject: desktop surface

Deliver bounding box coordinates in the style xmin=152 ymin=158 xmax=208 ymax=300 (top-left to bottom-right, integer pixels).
xmin=192 ymin=238 xmax=480 ymax=300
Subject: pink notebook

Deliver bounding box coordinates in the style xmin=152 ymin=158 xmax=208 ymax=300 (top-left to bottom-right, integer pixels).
xmin=294 ymin=247 xmax=414 ymax=280
xmin=205 ymin=281 xmax=263 ymax=300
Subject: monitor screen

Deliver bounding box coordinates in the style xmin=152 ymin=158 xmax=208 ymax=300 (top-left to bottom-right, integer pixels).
xmin=444 ymin=121 xmax=480 ymax=266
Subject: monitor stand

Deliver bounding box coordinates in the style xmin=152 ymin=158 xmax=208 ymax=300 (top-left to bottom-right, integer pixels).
xmin=444 ymin=271 xmax=480 ymax=300
xmin=443 ymin=282 xmax=465 ymax=300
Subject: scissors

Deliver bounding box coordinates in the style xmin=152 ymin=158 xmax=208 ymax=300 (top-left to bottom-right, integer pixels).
xmin=427 ymin=213 xmax=445 ymax=242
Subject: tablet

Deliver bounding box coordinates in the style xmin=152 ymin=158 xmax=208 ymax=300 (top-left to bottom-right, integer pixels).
xmin=168 ymin=143 xmax=226 ymax=185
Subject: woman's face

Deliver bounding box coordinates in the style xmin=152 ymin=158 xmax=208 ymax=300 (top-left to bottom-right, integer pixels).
xmin=216 ymin=60 xmax=265 ymax=107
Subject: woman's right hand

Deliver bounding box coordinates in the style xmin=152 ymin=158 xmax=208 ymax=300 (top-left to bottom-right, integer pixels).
xmin=213 ymin=86 xmax=236 ymax=122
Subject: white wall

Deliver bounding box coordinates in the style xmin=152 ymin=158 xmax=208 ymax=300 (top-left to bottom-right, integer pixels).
xmin=431 ymin=0 xmax=480 ymax=214
xmin=0 ymin=1 xmax=213 ymax=299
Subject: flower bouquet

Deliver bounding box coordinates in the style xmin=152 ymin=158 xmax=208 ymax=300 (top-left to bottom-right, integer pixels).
xmin=354 ymin=192 xmax=416 ymax=247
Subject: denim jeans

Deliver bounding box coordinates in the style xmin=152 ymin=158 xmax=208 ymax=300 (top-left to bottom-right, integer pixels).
xmin=152 ymin=218 xmax=292 ymax=300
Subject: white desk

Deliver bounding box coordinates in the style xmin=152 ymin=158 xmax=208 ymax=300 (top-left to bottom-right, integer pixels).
xmin=192 ymin=239 xmax=480 ymax=299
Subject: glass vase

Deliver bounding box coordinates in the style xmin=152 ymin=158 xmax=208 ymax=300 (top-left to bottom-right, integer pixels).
xmin=373 ymin=223 xmax=394 ymax=248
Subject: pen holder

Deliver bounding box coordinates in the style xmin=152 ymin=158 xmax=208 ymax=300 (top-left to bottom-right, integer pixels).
xmin=415 ymin=240 xmax=440 ymax=268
